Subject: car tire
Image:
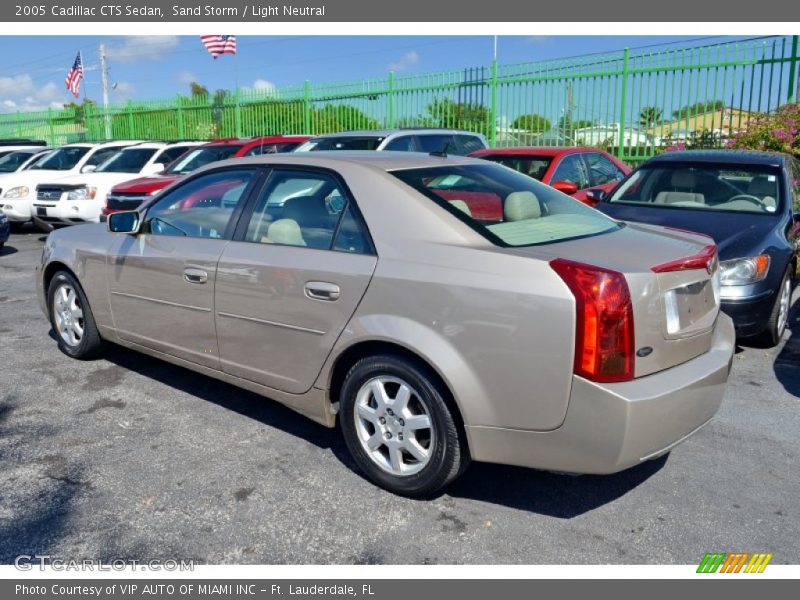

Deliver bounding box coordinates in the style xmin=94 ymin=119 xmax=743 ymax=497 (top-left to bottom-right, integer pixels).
xmin=756 ymin=266 xmax=793 ymax=348
xmin=339 ymin=354 xmax=469 ymax=497
xmin=47 ymin=270 xmax=104 ymax=359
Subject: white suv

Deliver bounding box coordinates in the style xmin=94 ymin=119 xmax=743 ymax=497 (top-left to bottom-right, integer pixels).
xmin=31 ymin=141 xmax=203 ymax=228
xmin=1 ymin=140 xmax=141 ymax=230
xmin=294 ymin=129 xmax=489 ymax=154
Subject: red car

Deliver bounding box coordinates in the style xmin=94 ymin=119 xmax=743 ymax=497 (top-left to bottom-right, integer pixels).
xmin=469 ymin=147 xmax=630 ymax=206
xmin=103 ymin=135 xmax=311 ymax=215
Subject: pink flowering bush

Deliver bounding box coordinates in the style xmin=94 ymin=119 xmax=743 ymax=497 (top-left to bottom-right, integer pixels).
xmin=727 ymin=102 xmax=800 ymax=158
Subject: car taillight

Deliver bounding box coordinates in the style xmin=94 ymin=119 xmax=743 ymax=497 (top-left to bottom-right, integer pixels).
xmin=550 ymin=258 xmax=635 ymax=383
xmin=650 ymin=244 xmax=717 ymax=273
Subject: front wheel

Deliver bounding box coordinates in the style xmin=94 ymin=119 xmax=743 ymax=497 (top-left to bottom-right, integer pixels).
xmin=339 ymin=354 xmax=468 ymax=497
xmin=756 ymin=267 xmax=793 ymax=347
xmin=47 ymin=271 xmax=104 ymax=359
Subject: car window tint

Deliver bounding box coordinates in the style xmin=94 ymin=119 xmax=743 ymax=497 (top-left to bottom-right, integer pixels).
xmin=585 ymin=152 xmax=625 ymax=185
xmin=482 ymin=155 xmax=553 ymax=181
xmin=145 ymin=169 xmax=256 ymax=239
xmin=245 ymin=170 xmax=348 ymax=250
xmin=333 ymin=204 xmax=371 ymax=254
xmin=609 ymin=164 xmax=782 ymax=214
xmin=85 ymin=146 xmax=127 ymax=167
xmin=551 ymin=154 xmax=589 ymax=189
xmin=157 ymin=146 xmax=194 ymax=164
xmin=415 ymin=134 xmax=455 ymax=154
xmin=453 ymin=135 xmax=486 ymax=154
xmin=383 ymin=136 xmax=416 ymax=152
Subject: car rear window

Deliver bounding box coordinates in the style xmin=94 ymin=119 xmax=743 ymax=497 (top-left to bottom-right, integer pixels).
xmin=297 ymin=136 xmax=384 ymax=151
xmin=479 ymin=155 xmax=553 ymax=181
xmin=609 ymin=163 xmax=783 ymax=214
xmin=391 ymin=163 xmax=620 ymax=247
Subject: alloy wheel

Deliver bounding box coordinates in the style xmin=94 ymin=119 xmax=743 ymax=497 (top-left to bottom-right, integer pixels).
xmin=53 ymin=283 xmax=85 ymax=347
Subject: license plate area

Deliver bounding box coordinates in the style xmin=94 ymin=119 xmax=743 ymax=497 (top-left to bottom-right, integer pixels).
xmin=36 ymin=207 xmax=47 ymax=217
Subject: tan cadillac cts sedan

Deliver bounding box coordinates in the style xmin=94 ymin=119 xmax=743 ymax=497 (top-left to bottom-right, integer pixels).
xmin=36 ymin=152 xmax=735 ymax=496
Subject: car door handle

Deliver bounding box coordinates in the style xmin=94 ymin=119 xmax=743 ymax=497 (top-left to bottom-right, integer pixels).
xmin=305 ymin=281 xmax=340 ymax=301
xmin=183 ymin=268 xmax=208 ymax=284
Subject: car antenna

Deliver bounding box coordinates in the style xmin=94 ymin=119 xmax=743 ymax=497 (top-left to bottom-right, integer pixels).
xmin=429 ymin=142 xmax=450 ymax=158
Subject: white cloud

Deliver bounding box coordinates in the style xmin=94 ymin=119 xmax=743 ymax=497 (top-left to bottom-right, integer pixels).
xmin=388 ymin=50 xmax=419 ymax=72
xmin=0 ymin=74 xmax=35 ymax=97
xmin=178 ymin=71 xmax=198 ymax=85
xmin=253 ymin=79 xmax=276 ymax=91
xmin=0 ymin=75 xmax=71 ymax=113
xmin=106 ymin=36 xmax=180 ymax=64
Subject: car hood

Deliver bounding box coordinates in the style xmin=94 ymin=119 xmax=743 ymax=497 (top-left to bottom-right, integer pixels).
xmin=110 ymin=174 xmax=182 ymax=194
xmin=46 ymin=172 xmax=140 ymax=189
xmin=0 ymin=170 xmax=79 ymax=192
xmin=595 ymin=203 xmax=779 ymax=260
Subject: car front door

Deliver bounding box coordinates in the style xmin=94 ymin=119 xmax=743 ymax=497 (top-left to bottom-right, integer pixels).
xmin=583 ymin=152 xmax=628 ymax=198
xmin=214 ymin=167 xmax=377 ymax=394
xmin=106 ymin=167 xmax=261 ymax=368
xmin=549 ymin=153 xmax=591 ymax=202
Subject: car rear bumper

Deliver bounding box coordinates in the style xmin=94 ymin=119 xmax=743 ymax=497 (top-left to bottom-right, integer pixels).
xmin=721 ymin=290 xmax=775 ymax=338
xmin=466 ymin=313 xmax=735 ymax=474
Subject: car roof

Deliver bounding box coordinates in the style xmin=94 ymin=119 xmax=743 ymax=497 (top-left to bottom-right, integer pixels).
xmin=201 ymin=135 xmax=308 ymax=148
xmin=645 ymin=149 xmax=788 ymax=167
xmin=308 ymin=129 xmax=486 ymax=140
xmin=207 ymin=150 xmax=481 ymax=172
xmin=471 ymin=146 xmax=601 ymax=158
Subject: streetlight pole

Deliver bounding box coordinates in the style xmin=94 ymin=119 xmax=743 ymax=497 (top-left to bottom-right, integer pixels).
xmin=99 ymin=43 xmax=112 ymax=139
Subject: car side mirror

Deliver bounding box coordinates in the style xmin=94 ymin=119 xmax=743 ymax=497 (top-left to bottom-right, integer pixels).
xmin=552 ymin=180 xmax=579 ymax=195
xmin=585 ymin=188 xmax=608 ymax=206
xmin=144 ymin=162 xmax=165 ymax=175
xmin=107 ymin=210 xmax=141 ymax=234
xmin=80 ymin=164 xmax=97 ymax=174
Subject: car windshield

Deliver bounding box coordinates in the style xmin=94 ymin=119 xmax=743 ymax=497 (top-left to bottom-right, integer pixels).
xmin=96 ymin=148 xmax=158 ymax=173
xmin=608 ymin=163 xmax=783 ymax=214
xmin=391 ymin=163 xmax=620 ymax=247
xmin=29 ymin=146 xmax=90 ymax=171
xmin=166 ymin=145 xmax=243 ymax=174
xmin=480 ymin=155 xmax=554 ymax=181
xmin=0 ymin=151 xmax=36 ymax=172
xmin=296 ymin=136 xmax=384 ymax=151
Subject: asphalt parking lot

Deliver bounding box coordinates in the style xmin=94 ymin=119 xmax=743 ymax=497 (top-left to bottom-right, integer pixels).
xmin=1 ymin=227 xmax=798 ymax=565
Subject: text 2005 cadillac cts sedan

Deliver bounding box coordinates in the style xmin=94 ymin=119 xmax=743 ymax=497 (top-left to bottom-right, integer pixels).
xmin=36 ymin=152 xmax=735 ymax=496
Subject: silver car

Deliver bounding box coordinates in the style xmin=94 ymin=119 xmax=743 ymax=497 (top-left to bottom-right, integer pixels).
xmin=36 ymin=152 xmax=735 ymax=496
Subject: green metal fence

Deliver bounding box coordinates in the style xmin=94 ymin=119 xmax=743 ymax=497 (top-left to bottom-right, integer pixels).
xmin=1 ymin=35 xmax=798 ymax=163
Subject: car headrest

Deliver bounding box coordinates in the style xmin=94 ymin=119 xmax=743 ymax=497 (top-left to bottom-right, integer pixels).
xmin=671 ymin=170 xmax=697 ymax=188
xmin=265 ymin=219 xmax=306 ymax=247
xmin=504 ymin=191 xmax=541 ymax=221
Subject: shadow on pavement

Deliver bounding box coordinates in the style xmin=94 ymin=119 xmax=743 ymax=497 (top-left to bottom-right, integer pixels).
xmin=0 ymin=245 xmax=17 ymax=256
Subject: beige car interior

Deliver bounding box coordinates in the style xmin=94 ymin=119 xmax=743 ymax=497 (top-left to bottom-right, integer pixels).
xmin=654 ymin=171 xmax=706 ymax=205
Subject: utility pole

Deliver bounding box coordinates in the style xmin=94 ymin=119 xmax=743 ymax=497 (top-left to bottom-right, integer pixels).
xmin=99 ymin=43 xmax=112 ymax=139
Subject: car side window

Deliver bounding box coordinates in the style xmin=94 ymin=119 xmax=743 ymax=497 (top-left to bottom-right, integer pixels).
xmin=415 ymin=134 xmax=455 ymax=154
xmin=585 ymin=152 xmax=626 ymax=186
xmin=245 ymin=169 xmax=362 ymax=251
xmin=453 ymin=134 xmax=486 ymax=155
xmin=85 ymin=146 xmax=127 ymax=167
xmin=157 ymin=146 xmax=193 ymax=164
xmin=144 ymin=169 xmax=257 ymax=239
xmin=551 ymin=154 xmax=589 ymax=189
xmin=383 ymin=136 xmax=416 ymax=152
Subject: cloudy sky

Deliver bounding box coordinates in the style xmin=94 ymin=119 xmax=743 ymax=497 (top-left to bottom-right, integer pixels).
xmin=0 ymin=35 xmax=748 ymax=113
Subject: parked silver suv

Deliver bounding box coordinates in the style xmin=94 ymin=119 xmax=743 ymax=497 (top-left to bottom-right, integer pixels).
xmin=295 ymin=129 xmax=488 ymax=155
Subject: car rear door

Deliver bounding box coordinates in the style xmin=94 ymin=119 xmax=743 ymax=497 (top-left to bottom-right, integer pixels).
xmin=106 ymin=167 xmax=262 ymax=368
xmin=214 ymin=167 xmax=377 ymax=394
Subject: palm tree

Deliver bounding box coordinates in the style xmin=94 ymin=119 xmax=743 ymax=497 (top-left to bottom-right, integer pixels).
xmin=639 ymin=106 xmax=663 ymax=128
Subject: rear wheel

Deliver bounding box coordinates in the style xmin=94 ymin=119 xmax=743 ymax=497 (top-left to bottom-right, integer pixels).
xmin=757 ymin=267 xmax=793 ymax=347
xmin=339 ymin=354 xmax=468 ymax=497
xmin=47 ymin=271 xmax=104 ymax=359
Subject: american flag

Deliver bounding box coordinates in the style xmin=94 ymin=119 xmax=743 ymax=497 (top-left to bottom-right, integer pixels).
xmin=64 ymin=52 xmax=84 ymax=98
xmin=200 ymin=35 xmax=237 ymax=59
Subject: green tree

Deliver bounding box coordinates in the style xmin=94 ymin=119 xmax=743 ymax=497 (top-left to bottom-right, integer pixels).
xmin=672 ymin=100 xmax=724 ymax=120
xmin=511 ymin=113 xmax=551 ymax=132
xmin=427 ymin=98 xmax=489 ymax=133
xmin=190 ymin=82 xmax=209 ymax=99
xmin=639 ymin=106 xmax=663 ymax=128
xmin=311 ymin=104 xmax=380 ymax=133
